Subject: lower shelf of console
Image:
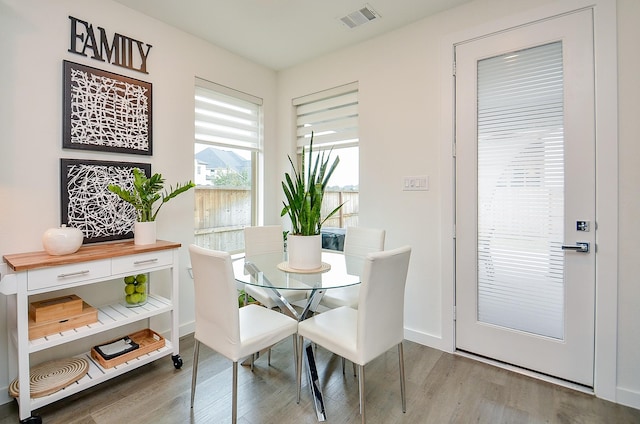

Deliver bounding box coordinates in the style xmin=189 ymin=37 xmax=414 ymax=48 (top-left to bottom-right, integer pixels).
xmin=24 ymin=294 xmax=173 ymax=353
xmin=16 ymin=340 xmax=174 ymax=410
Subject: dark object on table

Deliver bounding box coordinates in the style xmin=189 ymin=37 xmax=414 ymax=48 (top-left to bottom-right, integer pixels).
xmin=93 ymin=336 xmax=139 ymax=360
xmin=321 ymin=227 xmax=345 ymax=251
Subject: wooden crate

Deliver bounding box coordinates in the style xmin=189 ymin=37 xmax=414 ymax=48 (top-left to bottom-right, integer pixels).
xmin=29 ymin=294 xmax=83 ymax=323
xmin=28 ymin=302 xmax=98 ymax=340
xmin=90 ymin=329 xmax=165 ymax=369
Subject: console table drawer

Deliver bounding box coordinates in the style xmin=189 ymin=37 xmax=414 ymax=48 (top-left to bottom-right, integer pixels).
xmin=27 ymin=260 xmax=111 ymax=291
xmin=112 ymin=250 xmax=173 ymax=275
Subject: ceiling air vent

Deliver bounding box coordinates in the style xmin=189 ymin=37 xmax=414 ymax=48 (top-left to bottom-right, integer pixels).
xmin=340 ymin=4 xmax=380 ymax=29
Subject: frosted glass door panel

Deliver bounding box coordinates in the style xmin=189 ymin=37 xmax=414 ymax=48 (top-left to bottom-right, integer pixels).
xmin=476 ymin=42 xmax=565 ymax=339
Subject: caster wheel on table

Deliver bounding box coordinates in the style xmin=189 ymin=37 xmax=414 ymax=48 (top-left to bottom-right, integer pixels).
xmin=172 ymin=354 xmax=183 ymax=369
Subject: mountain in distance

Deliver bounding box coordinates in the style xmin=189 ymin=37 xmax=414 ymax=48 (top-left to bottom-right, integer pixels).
xmin=195 ymin=147 xmax=250 ymax=174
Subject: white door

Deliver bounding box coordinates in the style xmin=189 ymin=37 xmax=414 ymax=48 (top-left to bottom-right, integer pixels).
xmin=455 ymin=10 xmax=595 ymax=386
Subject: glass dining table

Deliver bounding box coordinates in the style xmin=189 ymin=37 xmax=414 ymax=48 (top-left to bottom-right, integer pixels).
xmin=232 ymin=250 xmax=364 ymax=422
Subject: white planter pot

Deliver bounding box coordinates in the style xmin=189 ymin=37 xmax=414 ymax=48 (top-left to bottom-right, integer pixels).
xmin=287 ymin=234 xmax=322 ymax=270
xmin=134 ymin=221 xmax=156 ymax=245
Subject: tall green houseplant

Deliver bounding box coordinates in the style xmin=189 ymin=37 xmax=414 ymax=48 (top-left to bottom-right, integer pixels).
xmin=281 ymin=133 xmax=343 ymax=236
xmin=108 ymin=168 xmax=195 ymax=222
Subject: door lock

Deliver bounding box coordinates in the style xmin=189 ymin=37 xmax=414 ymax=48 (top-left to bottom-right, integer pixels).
xmin=576 ymin=221 xmax=590 ymax=232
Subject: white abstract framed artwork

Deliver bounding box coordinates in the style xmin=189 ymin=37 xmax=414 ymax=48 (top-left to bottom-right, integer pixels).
xmin=61 ymin=159 xmax=151 ymax=243
xmin=63 ymin=60 xmax=152 ymax=155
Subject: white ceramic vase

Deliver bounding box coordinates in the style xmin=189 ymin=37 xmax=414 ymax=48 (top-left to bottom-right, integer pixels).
xmin=287 ymin=234 xmax=322 ymax=270
xmin=42 ymin=225 xmax=84 ymax=255
xmin=134 ymin=221 xmax=156 ymax=245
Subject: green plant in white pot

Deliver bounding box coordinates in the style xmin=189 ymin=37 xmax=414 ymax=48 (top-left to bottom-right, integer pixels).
xmin=108 ymin=168 xmax=195 ymax=245
xmin=281 ymin=134 xmax=343 ymax=269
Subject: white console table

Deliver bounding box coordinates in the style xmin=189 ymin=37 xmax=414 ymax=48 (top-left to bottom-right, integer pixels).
xmin=0 ymin=240 xmax=182 ymax=424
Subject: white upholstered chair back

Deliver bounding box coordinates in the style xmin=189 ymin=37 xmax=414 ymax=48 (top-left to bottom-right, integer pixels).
xmin=357 ymin=245 xmax=411 ymax=364
xmin=319 ymin=226 xmax=386 ymax=310
xmin=189 ymin=244 xmax=298 ymax=423
xmin=242 ymin=225 xmax=308 ymax=309
xmin=189 ymin=245 xmax=242 ymax=360
xmin=244 ymin=225 xmax=284 ymax=257
xmin=296 ymin=245 xmax=412 ymax=423
xmin=343 ymin=226 xmax=385 ymax=258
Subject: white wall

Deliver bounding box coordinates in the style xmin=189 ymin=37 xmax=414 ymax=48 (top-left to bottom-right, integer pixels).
xmin=0 ymin=0 xmax=277 ymax=404
xmin=277 ymin=0 xmax=639 ymax=409
xmin=616 ymin=0 xmax=640 ymax=408
xmin=1 ymin=0 xmax=638 ymax=411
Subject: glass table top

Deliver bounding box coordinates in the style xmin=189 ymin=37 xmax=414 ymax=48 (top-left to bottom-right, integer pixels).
xmin=232 ymin=251 xmax=363 ymax=291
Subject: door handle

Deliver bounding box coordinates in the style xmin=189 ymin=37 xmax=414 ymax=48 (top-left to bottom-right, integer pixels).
xmin=561 ymin=242 xmax=589 ymax=253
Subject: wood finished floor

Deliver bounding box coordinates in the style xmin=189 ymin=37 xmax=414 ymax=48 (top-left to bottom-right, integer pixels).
xmin=1 ymin=334 xmax=638 ymax=424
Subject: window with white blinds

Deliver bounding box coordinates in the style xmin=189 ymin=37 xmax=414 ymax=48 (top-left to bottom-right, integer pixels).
xmin=194 ymin=79 xmax=262 ymax=151
xmin=293 ymin=82 xmax=359 ymax=151
xmin=476 ymin=41 xmax=565 ymax=339
xmin=292 ymin=82 xmax=360 ymax=230
xmin=193 ymin=78 xmax=262 ymax=252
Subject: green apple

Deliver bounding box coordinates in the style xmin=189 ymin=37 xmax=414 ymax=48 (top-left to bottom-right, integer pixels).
xmin=135 ymin=274 xmax=147 ymax=284
xmin=124 ymin=284 xmax=135 ymax=295
xmin=124 ymin=275 xmax=135 ymax=284
xmin=135 ymin=283 xmax=146 ymax=294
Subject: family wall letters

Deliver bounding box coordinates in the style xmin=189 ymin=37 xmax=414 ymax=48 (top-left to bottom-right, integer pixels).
xmin=68 ymin=16 xmax=152 ymax=74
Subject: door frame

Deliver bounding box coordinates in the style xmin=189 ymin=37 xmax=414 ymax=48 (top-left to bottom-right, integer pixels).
xmin=438 ymin=0 xmax=618 ymax=401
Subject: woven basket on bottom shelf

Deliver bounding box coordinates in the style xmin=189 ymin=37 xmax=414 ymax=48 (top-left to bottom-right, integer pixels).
xmin=8 ymin=357 xmax=89 ymax=398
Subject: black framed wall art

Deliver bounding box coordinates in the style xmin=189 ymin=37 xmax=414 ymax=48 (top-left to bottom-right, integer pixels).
xmin=61 ymin=159 xmax=151 ymax=243
xmin=63 ymin=60 xmax=152 ymax=155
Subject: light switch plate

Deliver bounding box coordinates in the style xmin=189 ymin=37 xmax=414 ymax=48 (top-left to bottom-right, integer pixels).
xmin=403 ymin=176 xmax=429 ymax=191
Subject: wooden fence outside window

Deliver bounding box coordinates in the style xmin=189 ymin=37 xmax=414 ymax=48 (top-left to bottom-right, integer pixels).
xmin=194 ymin=188 xmax=359 ymax=252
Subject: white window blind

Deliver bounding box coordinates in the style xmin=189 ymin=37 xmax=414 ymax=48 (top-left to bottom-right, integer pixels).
xmin=195 ymin=78 xmax=262 ymax=151
xmin=293 ymin=82 xmax=358 ymax=151
xmin=476 ymin=41 xmax=565 ymax=340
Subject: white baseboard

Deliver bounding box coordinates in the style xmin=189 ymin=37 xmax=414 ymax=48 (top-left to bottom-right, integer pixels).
xmin=0 ymin=388 xmax=10 ymax=406
xmin=404 ymin=328 xmax=450 ymax=352
xmin=180 ymin=321 xmax=195 ymax=338
xmin=617 ymin=386 xmax=640 ymax=410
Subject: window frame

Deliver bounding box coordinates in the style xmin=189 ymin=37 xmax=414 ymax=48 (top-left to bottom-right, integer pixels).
xmin=194 ymin=78 xmax=263 ymax=252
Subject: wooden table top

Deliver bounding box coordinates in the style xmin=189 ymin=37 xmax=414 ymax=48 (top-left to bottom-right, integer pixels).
xmin=3 ymin=240 xmax=181 ymax=272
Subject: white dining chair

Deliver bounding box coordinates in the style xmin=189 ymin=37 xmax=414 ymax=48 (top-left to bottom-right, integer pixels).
xmin=296 ymin=245 xmax=412 ymax=424
xmin=188 ymin=244 xmax=298 ymax=424
xmin=319 ymin=226 xmax=386 ymax=310
xmin=243 ymin=225 xmax=309 ymax=311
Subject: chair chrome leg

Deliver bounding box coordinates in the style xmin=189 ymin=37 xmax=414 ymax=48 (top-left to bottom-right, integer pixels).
xmin=341 ymin=357 xmax=356 ymax=376
xmin=292 ymin=335 xmax=298 ymax=373
xmin=232 ymin=361 xmax=238 ymax=424
xmin=398 ymin=342 xmax=406 ymax=413
xmin=268 ymin=348 xmax=272 ymax=365
xmin=296 ymin=335 xmax=303 ymax=403
xmin=190 ymin=339 xmax=200 ymax=408
xmin=358 ymin=364 xmax=366 ymax=423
